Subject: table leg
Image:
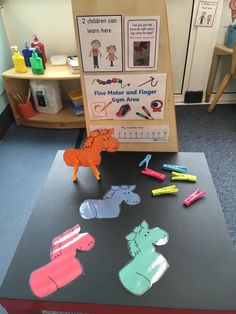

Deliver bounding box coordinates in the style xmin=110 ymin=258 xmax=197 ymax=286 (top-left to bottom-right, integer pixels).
xmin=207 ymin=73 xmax=232 ymax=112
xmin=205 ymin=49 xmax=220 ymax=103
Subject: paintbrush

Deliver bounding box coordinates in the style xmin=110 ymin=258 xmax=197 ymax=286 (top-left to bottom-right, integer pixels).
xmin=26 ymin=87 xmax=31 ymax=102
xmin=16 ymin=92 xmax=24 ymax=103
xmin=12 ymin=93 xmax=21 ymax=104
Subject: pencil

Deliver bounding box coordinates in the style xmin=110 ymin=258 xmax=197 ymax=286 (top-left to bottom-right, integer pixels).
xmin=101 ymin=101 xmax=112 ymax=112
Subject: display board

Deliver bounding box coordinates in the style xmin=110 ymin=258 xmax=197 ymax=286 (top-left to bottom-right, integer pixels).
xmin=72 ymin=0 xmax=178 ymax=152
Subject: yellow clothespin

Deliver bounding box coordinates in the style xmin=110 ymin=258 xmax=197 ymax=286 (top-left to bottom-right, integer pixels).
xmin=171 ymin=171 xmax=197 ymax=182
xmin=152 ymin=185 xmax=179 ymax=196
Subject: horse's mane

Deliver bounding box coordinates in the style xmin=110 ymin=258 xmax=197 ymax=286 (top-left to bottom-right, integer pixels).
xmin=82 ymin=133 xmax=97 ymax=148
xmin=103 ymin=185 xmax=129 ymax=199
xmin=82 ymin=129 xmax=110 ymax=149
xmin=126 ymin=223 xmax=145 ymax=257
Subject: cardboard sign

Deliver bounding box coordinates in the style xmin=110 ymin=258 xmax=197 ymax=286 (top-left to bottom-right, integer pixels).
xmin=84 ymin=73 xmax=166 ymax=120
xmin=125 ymin=16 xmax=160 ymax=70
xmin=77 ymin=15 xmax=123 ymax=72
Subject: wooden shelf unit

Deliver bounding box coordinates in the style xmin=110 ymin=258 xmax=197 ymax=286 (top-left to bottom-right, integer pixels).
xmin=2 ymin=65 xmax=85 ymax=129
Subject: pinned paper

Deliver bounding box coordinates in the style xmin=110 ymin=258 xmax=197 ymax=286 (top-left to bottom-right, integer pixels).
xmin=29 ymin=225 xmax=95 ymax=298
xmin=84 ymin=73 xmax=166 ymax=120
xmin=63 ymin=128 xmax=119 ymax=181
xmin=77 ymin=15 xmax=123 ymax=72
xmin=125 ymin=16 xmax=160 ymax=71
xmin=119 ymin=221 xmax=169 ymax=296
xmin=79 ymin=185 xmax=141 ymax=219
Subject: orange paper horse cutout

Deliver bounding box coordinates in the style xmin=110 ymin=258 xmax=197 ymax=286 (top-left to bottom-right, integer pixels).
xmin=63 ymin=128 xmax=119 ymax=182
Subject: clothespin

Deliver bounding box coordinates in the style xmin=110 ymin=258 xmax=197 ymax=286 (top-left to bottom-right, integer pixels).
xmin=139 ymin=154 xmax=152 ymax=168
xmin=171 ymin=171 xmax=197 ymax=182
xmin=162 ymin=163 xmax=187 ymax=173
xmin=142 ymin=168 xmax=166 ymax=181
xmin=152 ymin=185 xmax=179 ymax=196
xmin=183 ymin=188 xmax=206 ymax=206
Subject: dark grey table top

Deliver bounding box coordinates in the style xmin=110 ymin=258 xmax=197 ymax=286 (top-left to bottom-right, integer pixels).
xmin=1 ymin=151 xmax=236 ymax=311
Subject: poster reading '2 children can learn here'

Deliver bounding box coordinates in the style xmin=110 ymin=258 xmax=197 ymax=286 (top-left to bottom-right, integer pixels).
xmin=77 ymin=15 xmax=123 ymax=72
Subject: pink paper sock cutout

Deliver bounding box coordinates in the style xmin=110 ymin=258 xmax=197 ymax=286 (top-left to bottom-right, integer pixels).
xmin=29 ymin=225 xmax=95 ymax=298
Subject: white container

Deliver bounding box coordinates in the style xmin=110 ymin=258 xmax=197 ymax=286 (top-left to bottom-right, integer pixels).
xmin=30 ymin=80 xmax=62 ymax=114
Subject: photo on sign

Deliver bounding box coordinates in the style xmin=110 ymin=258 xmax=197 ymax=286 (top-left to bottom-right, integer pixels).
xmin=195 ymin=1 xmax=218 ymax=27
xmin=133 ymin=42 xmax=150 ymax=66
xmin=77 ymin=15 xmax=123 ymax=72
xmin=84 ymin=73 xmax=166 ymax=120
xmin=125 ymin=16 xmax=160 ymax=71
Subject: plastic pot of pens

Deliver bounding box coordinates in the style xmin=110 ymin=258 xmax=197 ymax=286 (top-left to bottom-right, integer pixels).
xmin=13 ymin=90 xmax=35 ymax=119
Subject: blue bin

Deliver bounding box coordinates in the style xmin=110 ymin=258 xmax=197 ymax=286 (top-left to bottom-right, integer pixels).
xmin=225 ymin=24 xmax=236 ymax=48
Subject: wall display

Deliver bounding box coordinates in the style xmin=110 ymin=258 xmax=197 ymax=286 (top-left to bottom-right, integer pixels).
xmin=90 ymin=125 xmax=169 ymax=143
xmin=72 ymin=0 xmax=178 ymax=152
xmin=77 ymin=15 xmax=123 ymax=72
xmin=84 ymin=73 xmax=166 ymax=120
xmin=195 ymin=1 xmax=218 ymax=27
xmin=79 ymin=185 xmax=140 ymax=219
xmin=125 ymin=16 xmax=160 ymax=71
xmin=119 ymin=221 xmax=169 ymax=296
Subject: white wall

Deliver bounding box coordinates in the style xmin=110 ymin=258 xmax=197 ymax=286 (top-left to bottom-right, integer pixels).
xmin=2 ymin=0 xmax=231 ymax=103
xmin=2 ymin=0 xmax=195 ymax=100
xmin=0 ymin=11 xmax=13 ymax=113
xmin=2 ymin=0 xmax=77 ymax=57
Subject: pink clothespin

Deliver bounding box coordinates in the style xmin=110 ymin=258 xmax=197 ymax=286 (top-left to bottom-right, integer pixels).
xmin=141 ymin=168 xmax=166 ymax=181
xmin=183 ymin=188 xmax=206 ymax=206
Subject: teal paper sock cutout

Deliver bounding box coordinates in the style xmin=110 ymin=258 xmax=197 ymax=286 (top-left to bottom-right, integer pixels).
xmin=119 ymin=221 xmax=169 ymax=296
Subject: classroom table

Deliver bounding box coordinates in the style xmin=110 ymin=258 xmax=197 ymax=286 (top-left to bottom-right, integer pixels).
xmin=1 ymin=151 xmax=236 ymax=314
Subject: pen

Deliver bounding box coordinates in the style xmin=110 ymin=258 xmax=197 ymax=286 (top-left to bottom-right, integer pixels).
xmin=136 ymin=112 xmax=149 ymax=119
xmin=142 ymin=106 xmax=153 ymax=119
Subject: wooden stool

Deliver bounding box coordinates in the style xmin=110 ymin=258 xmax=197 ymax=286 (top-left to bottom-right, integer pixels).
xmin=207 ymin=42 xmax=236 ymax=113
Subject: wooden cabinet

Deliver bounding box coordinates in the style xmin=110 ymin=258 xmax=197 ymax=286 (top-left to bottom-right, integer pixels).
xmin=2 ymin=65 xmax=85 ymax=129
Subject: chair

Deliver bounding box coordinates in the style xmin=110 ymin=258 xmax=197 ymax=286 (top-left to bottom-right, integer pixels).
xmin=208 ymin=40 xmax=236 ymax=112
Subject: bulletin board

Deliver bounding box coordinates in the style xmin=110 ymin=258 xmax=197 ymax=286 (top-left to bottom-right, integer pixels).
xmin=72 ymin=0 xmax=178 ymax=152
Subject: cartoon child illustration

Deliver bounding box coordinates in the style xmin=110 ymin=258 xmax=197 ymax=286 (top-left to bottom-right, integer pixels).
xmin=207 ymin=14 xmax=212 ymax=25
xmin=199 ymin=11 xmax=206 ymax=24
xmin=89 ymin=40 xmax=102 ymax=69
xmin=106 ymin=45 xmax=118 ymax=67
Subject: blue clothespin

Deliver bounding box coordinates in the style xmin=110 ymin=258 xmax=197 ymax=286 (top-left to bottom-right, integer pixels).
xmin=139 ymin=154 xmax=152 ymax=168
xmin=162 ymin=163 xmax=187 ymax=173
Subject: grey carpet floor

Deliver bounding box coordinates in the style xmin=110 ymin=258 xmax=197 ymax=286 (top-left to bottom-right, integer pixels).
xmin=176 ymin=104 xmax=236 ymax=245
xmin=0 ymin=104 xmax=235 ymax=314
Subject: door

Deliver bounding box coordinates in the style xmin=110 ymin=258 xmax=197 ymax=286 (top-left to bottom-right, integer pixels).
xmin=167 ymin=0 xmax=194 ymax=95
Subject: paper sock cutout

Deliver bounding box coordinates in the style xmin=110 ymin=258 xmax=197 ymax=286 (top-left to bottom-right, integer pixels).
xmin=79 ymin=185 xmax=141 ymax=219
xmin=29 ymin=225 xmax=95 ymax=298
xmin=119 ymin=221 xmax=169 ymax=296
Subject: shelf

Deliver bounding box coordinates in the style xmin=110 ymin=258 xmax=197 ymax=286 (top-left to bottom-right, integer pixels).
xmin=15 ymin=103 xmax=85 ymax=129
xmin=2 ymin=65 xmax=80 ymax=80
xmin=2 ymin=65 xmax=85 ymax=129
